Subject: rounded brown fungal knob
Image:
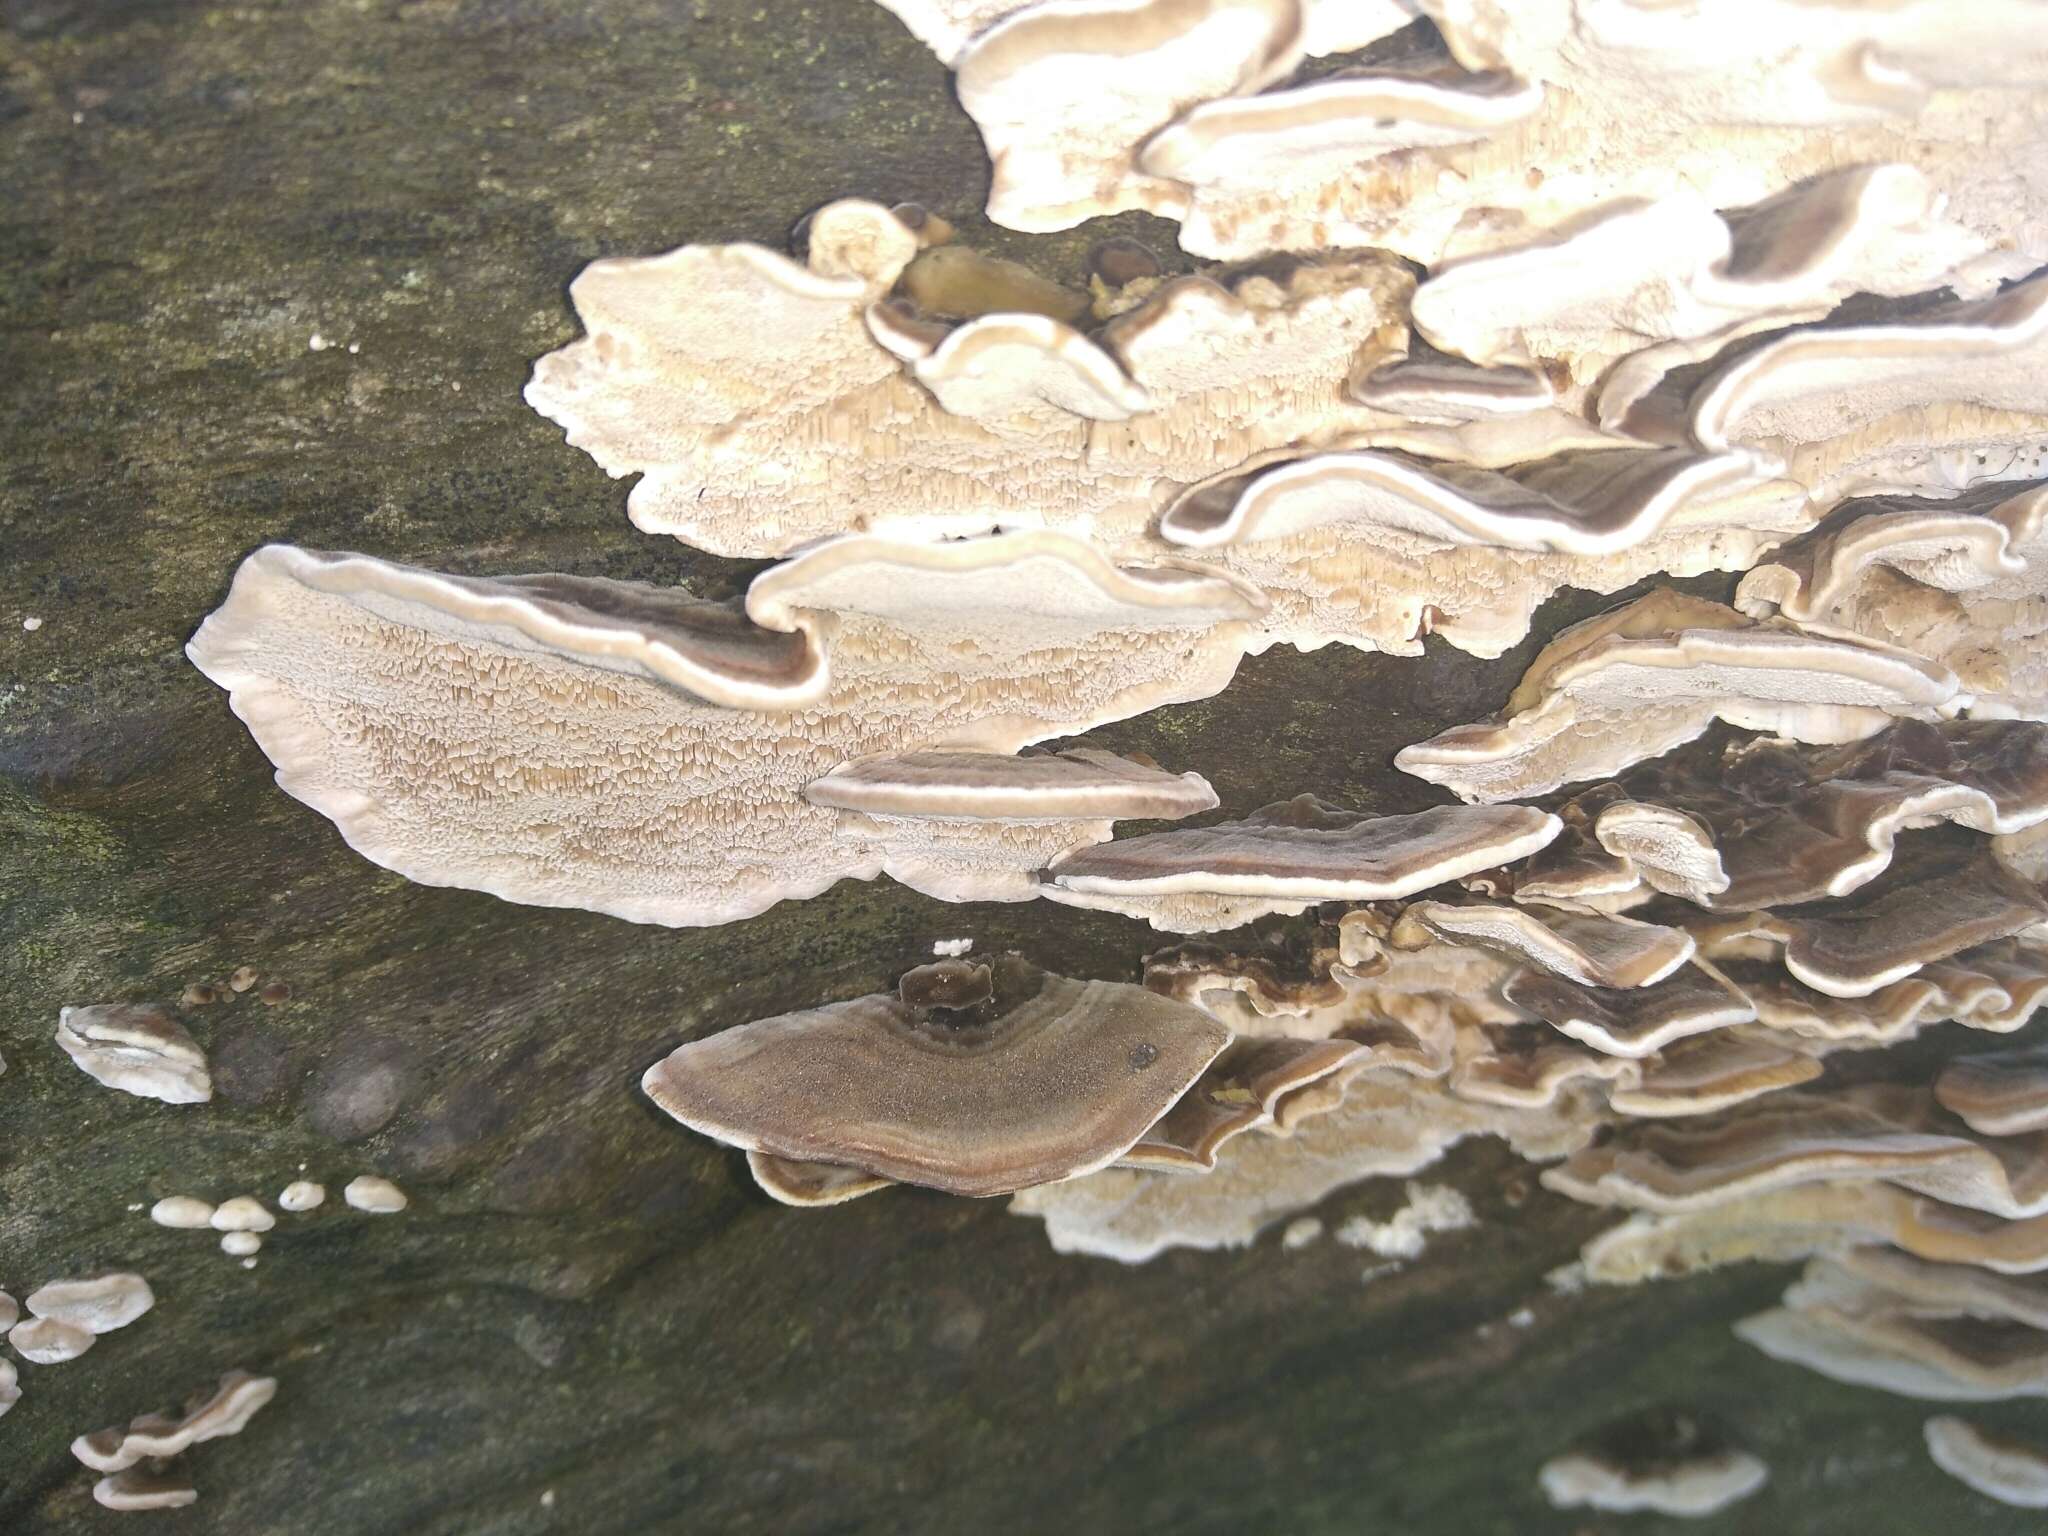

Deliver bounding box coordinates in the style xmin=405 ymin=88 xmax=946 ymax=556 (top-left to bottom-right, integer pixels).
xmin=888 ymin=201 xmax=956 ymax=248
xmin=229 ymin=965 xmax=259 ymax=993
xmin=898 ymin=959 xmax=995 ymax=1012
xmin=1087 ymin=236 xmax=1163 ymax=288
xmin=642 ymin=955 xmax=1231 ymax=1197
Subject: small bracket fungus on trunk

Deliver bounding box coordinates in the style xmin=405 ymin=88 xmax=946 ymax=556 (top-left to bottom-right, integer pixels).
xmin=24 ymin=1273 xmax=155 ymax=1334
xmin=643 ymin=956 xmax=1232 ymax=1197
xmin=1395 ymin=590 xmax=1961 ymax=803
xmin=1042 ymin=797 xmax=1561 ymax=932
xmin=186 ymin=537 xmax=1260 ymax=928
xmin=1925 ymin=1416 xmax=2048 ymax=1507
xmin=54 ymin=1003 xmax=212 ymax=1104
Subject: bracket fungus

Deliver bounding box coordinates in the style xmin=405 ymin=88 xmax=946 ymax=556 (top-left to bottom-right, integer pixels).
xmin=1502 ymin=965 xmax=1756 ymax=1060
xmin=1737 ymin=480 xmax=2048 ymax=721
xmin=1681 ymin=839 xmax=2048 ymax=999
xmin=882 ymin=0 xmax=2048 ymax=270
xmin=1925 ymin=1416 xmax=2048 ymax=1507
xmin=1543 ymin=720 xmax=2048 ymax=912
xmin=527 ymin=197 xmax=1413 ymax=556
xmin=187 ymin=538 xmax=1257 ymax=927
xmin=71 ymin=1371 xmax=280 ymax=1470
xmin=1390 ymin=900 xmax=1694 ymax=991
xmin=1538 ymin=1443 xmax=1768 ymax=1518
xmin=1395 ymin=590 xmax=1961 ymax=803
xmin=1938 ymin=1046 xmax=2048 ymax=1138
xmin=54 ymin=1004 xmax=212 ymax=1104
xmin=1042 ymin=797 xmax=1561 ymax=932
xmin=1416 ymin=165 xmax=1985 ymax=404
xmin=1154 ymin=447 xmax=1809 ymax=660
xmin=642 ymin=957 xmax=1232 ymax=1197
xmin=1671 ymin=273 xmax=2048 ymax=508
xmin=8 ymin=1316 xmax=94 ymax=1365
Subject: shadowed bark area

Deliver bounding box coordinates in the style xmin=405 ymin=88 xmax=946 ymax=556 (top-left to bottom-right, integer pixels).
xmin=1 ymin=1 xmax=2037 ymax=1531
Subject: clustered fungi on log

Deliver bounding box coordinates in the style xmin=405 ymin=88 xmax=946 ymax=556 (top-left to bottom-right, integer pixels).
xmin=167 ymin=0 xmax=2048 ymax=1508
xmin=71 ymin=1371 xmax=277 ymax=1512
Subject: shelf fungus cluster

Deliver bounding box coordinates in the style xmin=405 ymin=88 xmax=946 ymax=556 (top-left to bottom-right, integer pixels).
xmin=73 ymin=1370 xmax=277 ymax=1512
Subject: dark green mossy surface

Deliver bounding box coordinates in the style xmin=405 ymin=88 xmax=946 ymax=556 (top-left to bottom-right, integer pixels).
xmin=2 ymin=1 xmax=2041 ymax=1531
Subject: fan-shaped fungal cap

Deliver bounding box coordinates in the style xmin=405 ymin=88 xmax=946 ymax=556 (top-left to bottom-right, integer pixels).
xmin=1393 ymin=900 xmax=1694 ymax=990
xmin=1012 ymin=1070 xmax=1600 ymax=1263
xmin=1449 ymin=1025 xmax=1641 ymax=1110
xmin=94 ymin=1468 xmax=199 ymax=1512
xmin=1735 ymin=480 xmax=2048 ymax=721
xmin=1538 ymin=1446 xmax=1768 ymax=1517
xmin=345 ymin=1176 xmax=408 ymax=1213
xmin=953 ymin=0 xmax=1305 ymax=231
xmin=1607 ymin=1034 xmax=1823 ymax=1120
xmin=72 ymin=1370 xmax=279 ymax=1472
xmin=1045 ymin=798 xmax=1561 ymax=905
xmin=54 ymin=1004 xmax=211 ymax=1104
xmin=745 ymin=1151 xmax=896 ymax=1208
xmin=532 ymin=221 xmax=1412 ymax=555
xmin=1684 ymin=273 xmax=2048 ymax=503
xmin=1586 ymin=721 xmax=2048 ymax=910
xmin=1925 ymin=1416 xmax=2048 ymax=1507
xmin=25 ymin=1273 xmax=154 ymax=1334
xmin=1939 ymin=1046 xmax=2048 ymax=1138
xmin=187 ymin=539 xmax=1260 ymax=928
xmin=1417 ymin=165 xmax=1981 ymax=399
xmin=1504 ymin=964 xmax=1755 ymax=1059
xmin=1580 ymin=1183 xmax=2048 ymax=1287
xmin=1119 ymin=1037 xmax=1366 ymax=1172
xmin=1719 ymin=937 xmax=2048 ymax=1044
xmin=807 ymin=748 xmax=1217 ymax=822
xmin=9 ymin=1316 xmax=93 ymax=1364
xmin=1347 ymin=350 xmax=1554 ymax=424
xmin=1138 ymin=56 xmax=1544 ymax=206
xmin=1396 ymin=590 xmax=1960 ymax=802
xmin=643 ymin=956 xmax=1231 ymax=1197
xmin=1687 ymin=840 xmax=2048 ymax=998
xmin=0 ymin=1358 xmax=16 ymax=1418
xmin=1738 ymin=1257 xmax=2048 ymax=1401
xmin=278 ymin=1180 xmax=326 ymax=1212
xmin=1545 ymin=1086 xmax=2048 ymax=1220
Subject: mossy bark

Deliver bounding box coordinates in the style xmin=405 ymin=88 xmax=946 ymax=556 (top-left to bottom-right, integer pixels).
xmin=0 ymin=1 xmax=2033 ymax=1530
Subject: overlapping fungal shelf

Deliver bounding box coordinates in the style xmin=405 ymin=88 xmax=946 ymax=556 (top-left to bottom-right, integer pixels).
xmin=181 ymin=0 xmax=2048 ymax=1496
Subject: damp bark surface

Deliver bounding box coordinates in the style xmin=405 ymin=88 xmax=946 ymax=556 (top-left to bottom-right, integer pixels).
xmin=0 ymin=1 xmax=2032 ymax=1532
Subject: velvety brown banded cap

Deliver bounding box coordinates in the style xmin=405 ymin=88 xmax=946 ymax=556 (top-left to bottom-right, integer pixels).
xmin=1925 ymin=1416 xmax=2048 ymax=1507
xmin=1393 ymin=900 xmax=1694 ymax=989
xmin=1686 ymin=840 xmax=2048 ymax=999
xmin=1504 ymin=964 xmax=1755 ymax=1059
xmin=1597 ymin=721 xmax=2048 ymax=910
xmin=807 ymin=748 xmax=1217 ymax=822
xmin=642 ymin=956 xmax=1231 ymax=1196
xmin=745 ymin=1151 xmax=895 ymax=1208
xmin=1119 ymin=1038 xmax=1365 ymax=1172
xmin=1938 ymin=1045 xmax=2048 ymax=1137
xmin=1045 ymin=797 xmax=1560 ymax=902
xmin=1607 ymin=1034 xmax=1822 ymax=1120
